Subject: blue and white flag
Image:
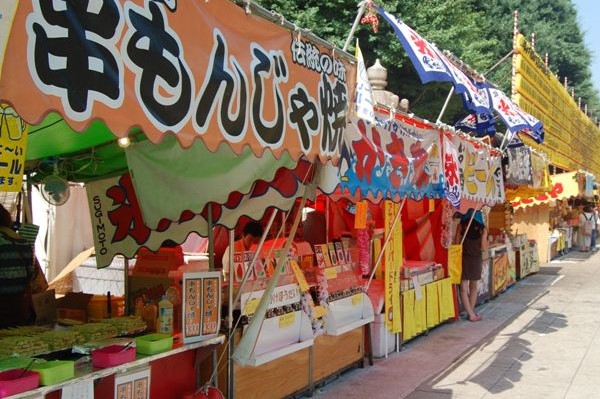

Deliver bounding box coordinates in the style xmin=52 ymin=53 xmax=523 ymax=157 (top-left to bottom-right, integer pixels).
xmin=374 ymin=5 xmax=491 ymax=114
xmin=487 ymin=87 xmax=529 ymax=139
xmin=353 ymin=40 xmax=375 ymax=124
xmin=374 ymin=5 xmax=453 ymax=84
xmin=455 ymin=111 xmax=496 ymax=136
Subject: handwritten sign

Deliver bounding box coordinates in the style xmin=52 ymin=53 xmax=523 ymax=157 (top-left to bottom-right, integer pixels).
xmin=279 ymin=312 xmax=296 ymax=329
xmin=115 ymin=367 xmax=151 ymax=399
xmin=0 ymin=104 xmax=27 ymax=192
xmin=354 ymin=201 xmax=368 ymax=229
xmin=313 ymin=305 xmax=328 ymax=319
xmin=182 ymin=271 xmax=221 ymax=344
xmin=242 ymin=297 xmax=260 ymax=315
xmin=290 ymin=260 xmax=310 ymax=292
xmin=324 ymin=267 xmax=338 ymax=280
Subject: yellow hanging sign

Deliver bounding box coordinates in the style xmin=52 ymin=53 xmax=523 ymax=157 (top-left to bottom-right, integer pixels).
xmin=0 ymin=104 xmax=27 ymax=192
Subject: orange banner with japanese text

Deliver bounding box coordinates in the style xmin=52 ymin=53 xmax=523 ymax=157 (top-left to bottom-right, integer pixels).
xmin=0 ymin=0 xmax=354 ymax=163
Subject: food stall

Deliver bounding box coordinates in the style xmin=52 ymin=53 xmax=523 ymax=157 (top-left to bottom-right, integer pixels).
xmin=317 ymin=106 xmax=465 ymax=354
xmin=511 ymin=170 xmax=591 ymax=270
xmin=445 ymin=127 xmax=507 ymax=306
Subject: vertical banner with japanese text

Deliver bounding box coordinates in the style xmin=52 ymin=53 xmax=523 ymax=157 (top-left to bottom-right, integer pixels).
xmin=384 ymin=200 xmax=401 ymax=333
xmin=0 ymin=104 xmax=27 ymax=192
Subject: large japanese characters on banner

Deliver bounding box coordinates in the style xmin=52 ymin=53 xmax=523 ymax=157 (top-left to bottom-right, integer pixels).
xmin=0 ymin=0 xmax=355 ymax=163
xmin=449 ymin=133 xmax=504 ymax=207
xmin=0 ymin=104 xmax=27 ymax=192
xmin=339 ymin=110 xmax=444 ymax=201
xmin=86 ymin=173 xmax=206 ymax=268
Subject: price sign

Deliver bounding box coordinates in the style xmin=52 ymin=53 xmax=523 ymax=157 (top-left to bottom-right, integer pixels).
xmin=312 ymin=305 xmax=328 ymax=319
xmin=351 ymin=293 xmax=363 ymax=306
xmin=182 ymin=271 xmax=222 ymax=344
xmin=278 ymin=312 xmax=296 ymax=329
xmin=324 ymin=267 xmax=338 ymax=280
xmin=354 ymin=201 xmax=368 ymax=229
xmin=202 ymin=277 xmax=220 ymax=335
xmin=242 ymin=297 xmax=260 ymax=315
xmin=290 ymin=260 xmax=310 ymax=292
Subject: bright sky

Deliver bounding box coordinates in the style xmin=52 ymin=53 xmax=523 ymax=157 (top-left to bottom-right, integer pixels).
xmin=573 ymin=0 xmax=600 ymax=95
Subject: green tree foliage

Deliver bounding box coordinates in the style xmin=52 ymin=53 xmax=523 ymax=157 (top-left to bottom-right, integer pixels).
xmin=480 ymin=0 xmax=600 ymax=119
xmin=255 ymin=0 xmax=599 ymax=122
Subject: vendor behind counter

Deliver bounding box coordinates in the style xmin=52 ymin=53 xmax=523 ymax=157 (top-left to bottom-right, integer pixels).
xmin=0 ymin=204 xmax=35 ymax=328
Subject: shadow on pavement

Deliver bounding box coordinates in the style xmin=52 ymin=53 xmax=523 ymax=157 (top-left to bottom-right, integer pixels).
xmin=408 ymin=277 xmax=567 ymax=398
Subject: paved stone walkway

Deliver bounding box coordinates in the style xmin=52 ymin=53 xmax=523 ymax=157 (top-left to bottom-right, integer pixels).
xmin=311 ymin=249 xmax=598 ymax=398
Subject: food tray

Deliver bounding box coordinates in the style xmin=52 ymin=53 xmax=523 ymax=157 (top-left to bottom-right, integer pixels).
xmin=135 ymin=334 xmax=173 ymax=355
xmin=31 ymin=360 xmax=74 ymax=385
xmin=92 ymin=344 xmax=136 ymax=368
xmin=0 ymin=369 xmax=39 ymax=398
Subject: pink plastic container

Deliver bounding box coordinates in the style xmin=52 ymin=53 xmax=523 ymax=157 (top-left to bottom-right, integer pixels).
xmin=0 ymin=369 xmax=40 ymax=398
xmin=92 ymin=345 xmax=136 ymax=368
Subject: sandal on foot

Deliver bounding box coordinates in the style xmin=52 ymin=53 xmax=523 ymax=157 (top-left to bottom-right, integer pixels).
xmin=468 ymin=314 xmax=482 ymax=322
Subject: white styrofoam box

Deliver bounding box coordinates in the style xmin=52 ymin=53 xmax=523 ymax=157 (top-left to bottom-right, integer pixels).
xmin=371 ymin=313 xmax=396 ymax=358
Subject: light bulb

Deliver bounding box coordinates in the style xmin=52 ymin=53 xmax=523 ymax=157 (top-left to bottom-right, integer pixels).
xmin=118 ymin=137 xmax=131 ymax=148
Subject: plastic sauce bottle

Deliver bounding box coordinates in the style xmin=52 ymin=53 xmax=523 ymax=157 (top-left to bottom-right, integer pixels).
xmin=157 ymin=296 xmax=174 ymax=335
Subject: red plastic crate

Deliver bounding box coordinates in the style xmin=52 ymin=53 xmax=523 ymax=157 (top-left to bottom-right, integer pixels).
xmin=92 ymin=345 xmax=136 ymax=368
xmin=0 ymin=369 xmax=40 ymax=398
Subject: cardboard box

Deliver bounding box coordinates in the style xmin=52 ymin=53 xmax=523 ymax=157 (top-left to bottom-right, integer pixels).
xmin=56 ymin=292 xmax=93 ymax=323
xmin=128 ymin=276 xmax=173 ymax=311
xmin=32 ymin=289 xmax=57 ymax=325
xmin=132 ymin=247 xmax=183 ymax=277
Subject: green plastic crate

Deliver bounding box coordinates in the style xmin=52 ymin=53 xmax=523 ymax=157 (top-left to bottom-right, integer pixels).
xmin=135 ymin=333 xmax=173 ymax=355
xmin=31 ymin=360 xmax=74 ymax=385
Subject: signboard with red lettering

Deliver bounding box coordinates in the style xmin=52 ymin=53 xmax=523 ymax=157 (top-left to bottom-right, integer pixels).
xmin=340 ymin=110 xmax=443 ymax=201
xmin=0 ymin=0 xmax=354 ymax=163
xmin=182 ymin=271 xmax=221 ymax=344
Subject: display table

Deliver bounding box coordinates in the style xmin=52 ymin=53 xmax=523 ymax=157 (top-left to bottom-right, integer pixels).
xmin=518 ymin=240 xmax=540 ymax=279
xmin=10 ymin=336 xmax=224 ymax=398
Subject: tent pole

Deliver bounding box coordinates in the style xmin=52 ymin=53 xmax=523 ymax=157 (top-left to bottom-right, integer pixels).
xmin=123 ymin=257 xmax=129 ymax=315
xmin=498 ymin=129 xmax=511 ymax=153
xmin=227 ymin=228 xmax=235 ymax=398
xmin=233 ymin=165 xmax=314 ymax=365
xmin=342 ymin=1 xmax=368 ymax=52
xmin=208 ymin=204 xmax=214 ymax=271
xmin=365 ymin=198 xmax=407 ymax=292
xmin=436 ymin=87 xmax=455 ymax=124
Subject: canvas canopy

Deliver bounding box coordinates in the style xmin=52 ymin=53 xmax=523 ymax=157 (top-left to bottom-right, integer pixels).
xmin=1 ymin=0 xmax=355 ymax=164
